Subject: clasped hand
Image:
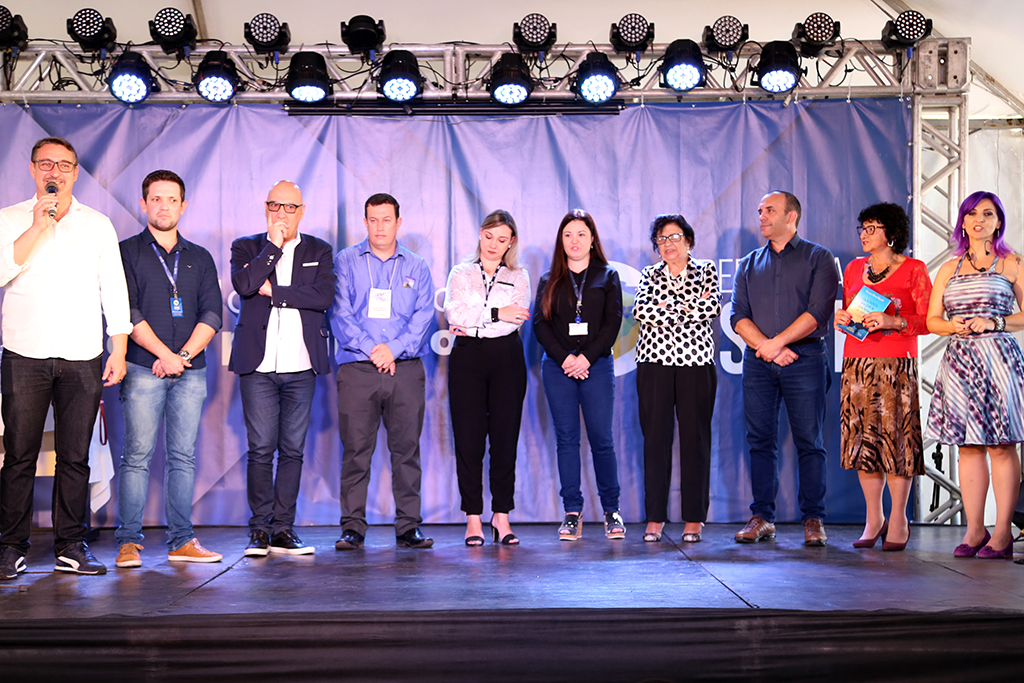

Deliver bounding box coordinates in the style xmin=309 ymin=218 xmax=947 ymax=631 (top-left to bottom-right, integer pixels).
xmin=754 ymin=337 xmax=797 ymax=367
xmin=952 ymin=315 xmax=994 ymax=336
xmin=562 ymin=353 xmax=590 ymax=379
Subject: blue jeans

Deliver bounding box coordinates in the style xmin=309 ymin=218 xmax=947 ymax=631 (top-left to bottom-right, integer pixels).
xmin=541 ymin=354 xmax=620 ymax=513
xmin=742 ymin=347 xmax=831 ymax=523
xmin=240 ymin=370 xmax=316 ymax=535
xmin=116 ymin=362 xmax=208 ymax=551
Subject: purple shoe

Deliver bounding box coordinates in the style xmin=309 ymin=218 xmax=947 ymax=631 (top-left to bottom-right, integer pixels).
xmin=953 ymin=530 xmax=991 ymax=557
xmin=977 ymin=541 xmax=1014 ymax=560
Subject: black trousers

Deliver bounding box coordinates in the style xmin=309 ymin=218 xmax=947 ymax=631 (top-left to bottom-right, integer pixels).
xmin=637 ymin=362 xmax=717 ymax=523
xmin=448 ymin=333 xmax=527 ymax=515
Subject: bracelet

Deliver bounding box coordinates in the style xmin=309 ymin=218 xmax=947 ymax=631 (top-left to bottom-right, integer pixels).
xmin=899 ymin=317 xmax=908 ymax=332
xmin=993 ymin=316 xmax=1006 ymax=332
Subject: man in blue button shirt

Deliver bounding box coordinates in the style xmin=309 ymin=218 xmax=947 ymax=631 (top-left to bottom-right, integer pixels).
xmin=331 ymin=193 xmax=435 ymax=550
xmin=115 ymin=170 xmax=223 ymax=568
xmin=730 ymin=191 xmax=840 ymax=547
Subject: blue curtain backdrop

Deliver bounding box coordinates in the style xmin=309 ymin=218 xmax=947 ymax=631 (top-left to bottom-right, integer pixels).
xmin=0 ymin=97 xmax=911 ymax=527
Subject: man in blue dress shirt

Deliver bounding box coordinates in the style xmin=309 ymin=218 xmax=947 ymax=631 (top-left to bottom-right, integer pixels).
xmin=115 ymin=170 xmax=223 ymax=568
xmin=331 ymin=193 xmax=435 ymax=550
xmin=729 ymin=191 xmax=840 ymax=547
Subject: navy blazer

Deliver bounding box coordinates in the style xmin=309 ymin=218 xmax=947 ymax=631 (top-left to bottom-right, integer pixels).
xmin=229 ymin=233 xmax=336 ymax=375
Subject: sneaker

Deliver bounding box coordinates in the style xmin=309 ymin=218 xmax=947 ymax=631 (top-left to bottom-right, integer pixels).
xmin=54 ymin=542 xmax=107 ymax=575
xmin=168 ymin=538 xmax=222 ymax=563
xmin=270 ymin=529 xmax=315 ymax=555
xmin=245 ymin=529 xmax=270 ymax=557
xmin=604 ymin=511 xmax=626 ymax=539
xmin=558 ymin=512 xmax=582 ymax=541
xmin=116 ymin=542 xmax=144 ymax=568
xmin=0 ymin=546 xmax=27 ymax=580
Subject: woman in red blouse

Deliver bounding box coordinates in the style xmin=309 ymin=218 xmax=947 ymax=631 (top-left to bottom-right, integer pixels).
xmin=834 ymin=203 xmax=933 ymax=551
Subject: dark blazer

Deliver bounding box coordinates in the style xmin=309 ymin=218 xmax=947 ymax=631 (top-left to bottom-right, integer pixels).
xmin=229 ymin=232 xmax=336 ymax=375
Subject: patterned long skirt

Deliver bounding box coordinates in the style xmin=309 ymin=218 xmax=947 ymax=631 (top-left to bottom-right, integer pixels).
xmin=840 ymin=357 xmax=924 ymax=476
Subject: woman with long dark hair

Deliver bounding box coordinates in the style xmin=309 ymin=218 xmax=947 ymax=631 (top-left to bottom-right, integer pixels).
xmin=926 ymin=191 xmax=1024 ymax=560
xmin=444 ymin=210 xmax=530 ymax=546
xmin=533 ymin=209 xmax=624 ymax=541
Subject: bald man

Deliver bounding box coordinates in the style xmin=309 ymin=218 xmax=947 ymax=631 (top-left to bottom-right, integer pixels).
xmin=230 ymin=181 xmax=336 ymax=557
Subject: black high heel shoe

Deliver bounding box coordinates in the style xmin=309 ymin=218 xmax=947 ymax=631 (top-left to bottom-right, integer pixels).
xmin=490 ymin=519 xmax=520 ymax=545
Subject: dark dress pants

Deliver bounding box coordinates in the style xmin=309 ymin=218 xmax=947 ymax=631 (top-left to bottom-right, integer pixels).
xmin=0 ymin=350 xmax=102 ymax=555
xmin=448 ymin=333 xmax=527 ymax=515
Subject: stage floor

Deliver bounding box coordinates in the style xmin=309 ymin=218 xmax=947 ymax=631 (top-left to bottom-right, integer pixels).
xmin=2 ymin=523 xmax=1022 ymax=617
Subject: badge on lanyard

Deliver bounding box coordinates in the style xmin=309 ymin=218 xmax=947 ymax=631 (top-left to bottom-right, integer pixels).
xmin=151 ymin=243 xmax=183 ymax=318
xmin=170 ymin=296 xmax=184 ymax=318
xmin=368 ymin=288 xmax=392 ymax=319
xmin=568 ymin=268 xmax=589 ymax=336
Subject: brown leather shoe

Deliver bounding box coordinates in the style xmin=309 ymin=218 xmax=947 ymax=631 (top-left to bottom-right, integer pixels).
xmin=735 ymin=516 xmax=776 ymax=543
xmin=804 ymin=519 xmax=828 ymax=546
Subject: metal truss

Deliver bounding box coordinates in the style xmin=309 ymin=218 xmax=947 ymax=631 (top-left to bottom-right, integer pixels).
xmin=0 ymin=38 xmax=968 ymax=105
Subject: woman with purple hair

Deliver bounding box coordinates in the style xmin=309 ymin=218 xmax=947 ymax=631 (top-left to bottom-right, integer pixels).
xmin=926 ymin=191 xmax=1024 ymax=560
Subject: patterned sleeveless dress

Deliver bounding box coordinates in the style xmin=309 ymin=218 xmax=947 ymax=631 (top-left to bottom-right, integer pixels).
xmin=926 ymin=258 xmax=1024 ymax=445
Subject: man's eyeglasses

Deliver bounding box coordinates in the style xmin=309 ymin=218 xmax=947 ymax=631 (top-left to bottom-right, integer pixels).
xmin=855 ymin=225 xmax=882 ymax=236
xmin=266 ymin=201 xmax=303 ymax=214
xmin=655 ymin=233 xmax=686 ymax=245
xmin=33 ymin=159 xmax=77 ymax=173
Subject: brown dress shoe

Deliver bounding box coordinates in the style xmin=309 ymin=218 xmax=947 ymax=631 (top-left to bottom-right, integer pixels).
xmin=804 ymin=518 xmax=828 ymax=546
xmin=735 ymin=516 xmax=776 ymax=543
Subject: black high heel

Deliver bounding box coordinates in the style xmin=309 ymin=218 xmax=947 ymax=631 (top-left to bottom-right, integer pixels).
xmin=490 ymin=519 xmax=519 ymax=545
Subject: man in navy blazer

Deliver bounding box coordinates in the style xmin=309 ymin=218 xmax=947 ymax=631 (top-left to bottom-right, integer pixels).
xmin=230 ymin=180 xmax=336 ymax=557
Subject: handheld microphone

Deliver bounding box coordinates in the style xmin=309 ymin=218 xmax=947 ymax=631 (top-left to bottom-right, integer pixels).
xmin=45 ymin=182 xmax=59 ymax=219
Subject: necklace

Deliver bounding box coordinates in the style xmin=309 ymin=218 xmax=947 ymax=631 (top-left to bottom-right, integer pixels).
xmin=866 ymin=256 xmax=893 ymax=284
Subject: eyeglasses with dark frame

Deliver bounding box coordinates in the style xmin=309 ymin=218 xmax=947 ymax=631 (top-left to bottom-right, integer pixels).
xmin=33 ymin=159 xmax=77 ymax=173
xmin=655 ymin=232 xmax=687 ymax=245
xmin=855 ymin=224 xmax=884 ymax=236
xmin=266 ymin=201 xmax=303 ymax=214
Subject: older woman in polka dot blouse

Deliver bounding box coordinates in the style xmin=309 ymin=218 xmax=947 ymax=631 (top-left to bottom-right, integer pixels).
xmin=633 ymin=214 xmax=721 ymax=544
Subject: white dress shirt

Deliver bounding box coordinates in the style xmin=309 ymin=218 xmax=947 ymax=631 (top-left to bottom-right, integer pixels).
xmin=443 ymin=261 xmax=531 ymax=338
xmin=0 ymin=196 xmax=132 ymax=360
xmin=257 ymin=234 xmax=312 ymax=373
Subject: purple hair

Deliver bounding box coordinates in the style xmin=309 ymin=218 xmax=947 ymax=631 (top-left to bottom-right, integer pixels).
xmin=952 ymin=191 xmax=1011 ymax=257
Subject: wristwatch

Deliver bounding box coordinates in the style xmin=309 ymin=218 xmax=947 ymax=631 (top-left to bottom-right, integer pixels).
xmin=178 ymin=349 xmax=192 ymax=362
xmin=491 ymin=307 xmax=500 ymax=323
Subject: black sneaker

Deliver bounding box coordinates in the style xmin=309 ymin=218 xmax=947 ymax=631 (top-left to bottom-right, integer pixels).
xmin=0 ymin=546 xmax=27 ymax=580
xmin=54 ymin=542 xmax=107 ymax=575
xmin=270 ymin=529 xmax=315 ymax=555
xmin=245 ymin=529 xmax=270 ymax=557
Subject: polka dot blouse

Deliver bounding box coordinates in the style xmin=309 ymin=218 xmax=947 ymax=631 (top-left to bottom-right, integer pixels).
xmin=633 ymin=258 xmax=721 ymax=367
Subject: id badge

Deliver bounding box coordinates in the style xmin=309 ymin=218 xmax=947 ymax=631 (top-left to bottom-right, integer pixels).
xmin=568 ymin=322 xmax=589 ymax=336
xmin=368 ymin=288 xmax=392 ymax=319
xmin=170 ymin=297 xmax=184 ymax=318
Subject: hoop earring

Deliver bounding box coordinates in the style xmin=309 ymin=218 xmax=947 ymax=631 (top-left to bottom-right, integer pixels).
xmin=888 ymin=240 xmax=895 ymax=248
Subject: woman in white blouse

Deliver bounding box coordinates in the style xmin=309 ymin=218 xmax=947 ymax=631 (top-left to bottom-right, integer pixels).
xmin=443 ymin=210 xmax=532 ymax=546
xmin=633 ymin=214 xmax=721 ymax=543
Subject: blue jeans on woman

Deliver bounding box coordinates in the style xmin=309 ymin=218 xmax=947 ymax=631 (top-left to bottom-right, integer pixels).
xmin=116 ymin=362 xmax=208 ymax=551
xmin=541 ymin=353 xmax=620 ymax=513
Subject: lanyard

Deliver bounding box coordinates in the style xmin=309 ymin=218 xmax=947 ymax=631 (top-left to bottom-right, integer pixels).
xmin=479 ymin=262 xmax=503 ymax=303
xmin=569 ymin=268 xmax=588 ymax=323
xmin=366 ymin=252 xmax=399 ymax=290
xmin=150 ymin=242 xmax=180 ymax=297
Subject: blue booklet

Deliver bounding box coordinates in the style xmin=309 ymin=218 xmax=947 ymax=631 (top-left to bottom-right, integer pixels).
xmin=837 ymin=286 xmax=891 ymax=341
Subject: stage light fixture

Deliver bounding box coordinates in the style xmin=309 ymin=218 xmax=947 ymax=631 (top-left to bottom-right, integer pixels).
xmin=149 ymin=7 xmax=197 ymax=55
xmin=610 ymin=13 xmax=654 ymax=54
xmin=378 ymin=49 xmax=423 ymax=102
xmin=513 ymin=13 xmax=556 ymax=54
xmin=341 ymin=15 xmax=385 ymax=57
xmin=0 ymin=5 xmax=28 ymax=52
xmin=881 ymin=10 xmax=932 ymax=49
xmin=659 ymin=39 xmax=706 ymax=92
xmin=108 ymin=52 xmax=157 ymax=104
xmin=572 ymin=52 xmax=619 ymax=104
xmin=286 ymin=51 xmax=331 ymax=103
xmin=793 ymin=12 xmax=840 ymax=57
xmin=193 ymin=50 xmax=238 ymax=103
xmin=754 ymin=41 xmax=803 ymax=94
xmin=487 ymin=53 xmax=533 ymax=105
xmin=67 ymin=8 xmax=117 ymax=54
xmin=703 ymin=15 xmax=748 ymax=53
xmin=244 ymin=13 xmax=290 ymax=55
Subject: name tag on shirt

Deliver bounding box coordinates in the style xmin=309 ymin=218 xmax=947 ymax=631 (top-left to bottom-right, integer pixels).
xmin=170 ymin=297 xmax=184 ymax=318
xmin=569 ymin=322 xmax=588 ymax=336
xmin=368 ymin=288 xmax=392 ymax=319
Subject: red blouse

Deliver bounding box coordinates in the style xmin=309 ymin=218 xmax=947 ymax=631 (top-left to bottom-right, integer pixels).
xmin=841 ymin=256 xmax=932 ymax=359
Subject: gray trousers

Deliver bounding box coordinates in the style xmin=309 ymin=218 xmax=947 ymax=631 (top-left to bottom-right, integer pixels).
xmin=337 ymin=359 xmax=426 ymax=535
